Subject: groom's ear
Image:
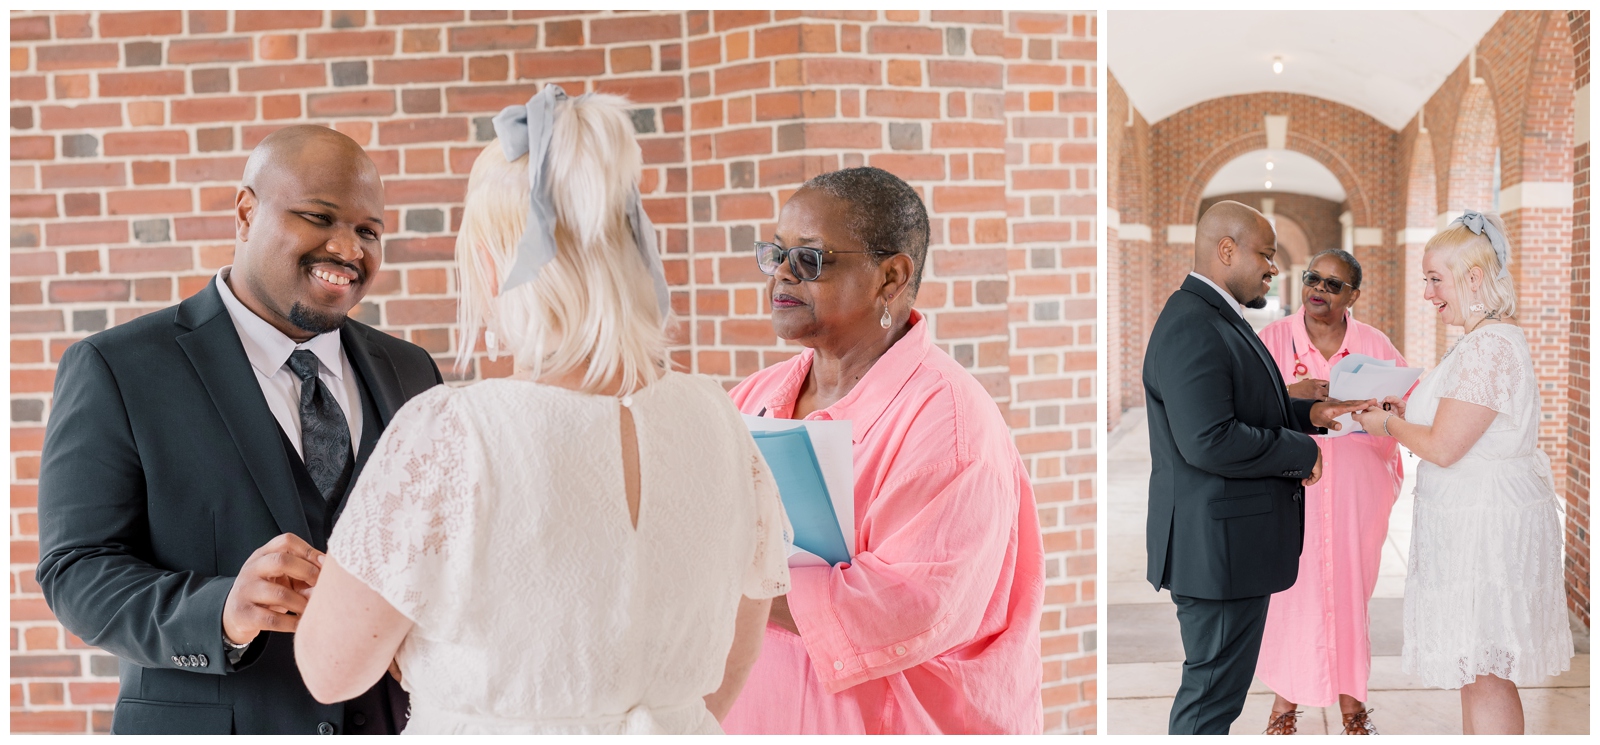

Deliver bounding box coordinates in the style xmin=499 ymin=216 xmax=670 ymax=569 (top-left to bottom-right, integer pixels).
xmin=1215 ymin=236 xmax=1236 ymax=266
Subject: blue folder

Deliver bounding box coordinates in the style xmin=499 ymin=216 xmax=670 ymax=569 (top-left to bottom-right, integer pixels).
xmin=749 ymin=427 xmax=852 ymax=567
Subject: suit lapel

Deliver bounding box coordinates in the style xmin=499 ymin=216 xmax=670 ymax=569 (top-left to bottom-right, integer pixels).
xmin=1181 ymin=276 xmax=1293 ymax=423
xmin=175 ymin=281 xmax=313 ymax=540
xmin=1223 ymin=313 xmax=1293 ymax=423
xmin=341 ymin=323 xmax=405 ymax=429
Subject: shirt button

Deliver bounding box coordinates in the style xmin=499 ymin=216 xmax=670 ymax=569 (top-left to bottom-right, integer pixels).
xmin=317 ymin=722 xmax=336 ymax=735
xmin=833 ymin=660 xmax=844 ymax=671
xmin=894 ymin=645 xmax=907 ymax=656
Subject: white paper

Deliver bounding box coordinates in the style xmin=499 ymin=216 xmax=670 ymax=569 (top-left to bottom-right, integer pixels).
xmin=787 ymin=545 xmax=830 ymax=568
xmin=1324 ymin=356 xmax=1422 ymax=437
xmin=743 ymin=415 xmax=855 ymax=564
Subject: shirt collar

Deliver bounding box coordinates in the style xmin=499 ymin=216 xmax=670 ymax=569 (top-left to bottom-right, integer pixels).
xmin=1290 ymin=304 xmax=1351 ymax=364
xmin=757 ymin=309 xmax=932 ymax=444
xmin=1188 ymin=272 xmax=1245 ymax=319
xmin=216 ymin=266 xmax=345 ymax=381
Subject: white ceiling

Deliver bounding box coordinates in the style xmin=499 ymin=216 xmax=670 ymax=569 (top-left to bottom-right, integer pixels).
xmin=1202 ymin=149 xmax=1346 ymax=203
xmin=1109 ymin=11 xmax=1503 ymax=129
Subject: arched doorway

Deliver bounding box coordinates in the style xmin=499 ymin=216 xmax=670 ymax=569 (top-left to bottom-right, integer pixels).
xmin=1197 ymin=148 xmax=1349 ymax=327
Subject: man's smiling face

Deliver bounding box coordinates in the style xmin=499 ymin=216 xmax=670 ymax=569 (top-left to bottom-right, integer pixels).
xmin=231 ymin=128 xmax=385 ymax=342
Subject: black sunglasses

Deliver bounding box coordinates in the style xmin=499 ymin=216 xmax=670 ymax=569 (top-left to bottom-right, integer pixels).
xmin=1301 ymin=270 xmax=1354 ymax=295
xmin=755 ymin=241 xmax=893 ymax=282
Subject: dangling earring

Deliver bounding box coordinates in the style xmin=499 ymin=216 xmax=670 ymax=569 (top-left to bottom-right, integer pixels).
xmin=1468 ymin=292 xmax=1486 ymax=316
xmin=880 ymin=293 xmax=894 ymax=329
xmin=485 ymin=329 xmax=499 ymax=362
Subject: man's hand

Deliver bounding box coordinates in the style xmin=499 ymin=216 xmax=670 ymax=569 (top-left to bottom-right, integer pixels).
xmin=1302 ymin=449 xmax=1323 ymax=487
xmin=1309 ymin=398 xmax=1374 ymax=431
xmin=222 ymin=533 xmax=322 ymax=647
xmin=1286 ymin=378 xmax=1329 ymax=401
xmin=1352 ymin=404 xmax=1398 ymax=436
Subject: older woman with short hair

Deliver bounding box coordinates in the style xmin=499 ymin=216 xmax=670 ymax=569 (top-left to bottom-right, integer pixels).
xmin=720 ymin=167 xmax=1045 ymax=734
xmin=1254 ymin=249 xmax=1405 ymax=735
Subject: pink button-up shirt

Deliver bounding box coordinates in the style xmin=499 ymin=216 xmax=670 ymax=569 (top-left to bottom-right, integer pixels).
xmin=720 ymin=311 xmax=1044 ymax=734
xmin=1255 ymin=307 xmax=1406 ymax=707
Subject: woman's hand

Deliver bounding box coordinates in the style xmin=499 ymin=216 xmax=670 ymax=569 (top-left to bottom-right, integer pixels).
xmin=1379 ymin=395 xmax=1407 ymax=419
xmin=1286 ymin=378 xmax=1329 ymax=401
xmin=1351 ymin=404 xmax=1395 ymax=436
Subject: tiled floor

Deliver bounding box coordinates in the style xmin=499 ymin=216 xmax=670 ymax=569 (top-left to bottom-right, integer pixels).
xmin=1106 ymin=410 xmax=1591 ymax=735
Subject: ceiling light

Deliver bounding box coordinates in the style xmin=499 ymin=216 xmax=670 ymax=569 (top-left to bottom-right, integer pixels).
xmin=1265 ymin=161 xmax=1275 ymax=171
xmin=1273 ymin=57 xmax=1284 ymax=74
xmin=1265 ymin=180 xmax=1273 ymax=189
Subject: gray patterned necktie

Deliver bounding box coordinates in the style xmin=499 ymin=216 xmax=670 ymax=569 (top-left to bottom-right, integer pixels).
xmin=286 ymin=350 xmax=351 ymax=500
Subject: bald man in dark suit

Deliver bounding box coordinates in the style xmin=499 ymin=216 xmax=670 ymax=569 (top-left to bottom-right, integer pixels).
xmin=1143 ymin=201 xmax=1369 ymax=734
xmin=38 ymin=126 xmax=441 ymax=734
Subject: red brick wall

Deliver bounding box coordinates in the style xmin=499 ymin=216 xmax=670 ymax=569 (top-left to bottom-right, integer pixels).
xmin=9 ymin=9 xmax=1096 ymax=733
xmin=1566 ymin=8 xmax=1590 ymax=626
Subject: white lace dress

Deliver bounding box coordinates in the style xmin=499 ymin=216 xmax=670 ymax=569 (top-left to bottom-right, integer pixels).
xmin=1401 ymin=323 xmax=1573 ymax=689
xmin=327 ymin=372 xmax=791 ymax=734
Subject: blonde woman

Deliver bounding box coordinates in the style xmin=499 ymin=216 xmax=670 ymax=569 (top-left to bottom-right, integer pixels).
xmin=293 ymin=86 xmax=790 ymax=734
xmin=1351 ymin=211 xmax=1573 ymax=735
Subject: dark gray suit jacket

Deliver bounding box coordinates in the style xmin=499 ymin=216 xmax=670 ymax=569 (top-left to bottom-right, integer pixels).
xmin=36 ymin=278 xmax=442 ymax=734
xmin=1143 ymin=275 xmax=1321 ymax=600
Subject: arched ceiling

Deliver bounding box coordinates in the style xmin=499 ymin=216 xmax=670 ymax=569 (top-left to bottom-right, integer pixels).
xmin=1109 ymin=10 xmax=1503 ymax=130
xmin=1202 ymin=149 xmax=1346 ymax=203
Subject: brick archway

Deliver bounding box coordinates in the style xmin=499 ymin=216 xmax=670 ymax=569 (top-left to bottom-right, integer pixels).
xmin=1177 ymin=135 xmax=1372 ymax=231
xmin=1147 ymin=93 xmax=1399 ymax=339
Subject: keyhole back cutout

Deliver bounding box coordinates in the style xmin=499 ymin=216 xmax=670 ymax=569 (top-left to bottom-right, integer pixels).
xmin=619 ymin=403 xmax=641 ymax=531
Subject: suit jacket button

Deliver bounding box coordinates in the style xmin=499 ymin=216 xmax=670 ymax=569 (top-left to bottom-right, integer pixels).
xmin=172 ymin=656 xmax=181 ymax=666
xmin=197 ymin=654 xmax=208 ymax=667
xmin=318 ymin=722 xmax=336 ymax=735
xmin=188 ymin=654 xmax=199 ymax=667
xmin=351 ymin=712 xmax=366 ymax=727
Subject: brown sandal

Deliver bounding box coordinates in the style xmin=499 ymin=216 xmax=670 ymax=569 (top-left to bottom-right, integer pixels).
xmin=1341 ymin=707 xmax=1377 ymax=735
xmin=1265 ymin=709 xmax=1301 ymax=735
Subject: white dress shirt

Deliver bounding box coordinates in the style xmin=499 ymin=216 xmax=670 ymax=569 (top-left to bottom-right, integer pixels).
xmin=1189 ymin=271 xmax=1246 ymax=319
xmin=215 ymin=267 xmax=362 ymax=459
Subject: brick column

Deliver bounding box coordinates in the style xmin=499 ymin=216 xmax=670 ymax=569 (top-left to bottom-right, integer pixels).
xmin=1566 ymin=8 xmax=1591 ymax=627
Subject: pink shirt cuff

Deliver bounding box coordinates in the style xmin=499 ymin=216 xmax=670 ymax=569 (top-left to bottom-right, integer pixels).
xmin=786 ymin=562 xmax=954 ymax=694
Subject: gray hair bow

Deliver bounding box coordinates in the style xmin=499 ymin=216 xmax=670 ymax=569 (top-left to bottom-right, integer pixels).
xmin=490 ymin=85 xmax=671 ymax=315
xmin=1451 ymin=210 xmax=1511 ymax=280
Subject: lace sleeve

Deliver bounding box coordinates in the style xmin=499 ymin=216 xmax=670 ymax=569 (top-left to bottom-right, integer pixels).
xmin=743 ymin=438 xmax=792 ymax=599
xmin=327 ymin=385 xmax=479 ymax=630
xmin=1439 ymin=330 xmax=1524 ymax=416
